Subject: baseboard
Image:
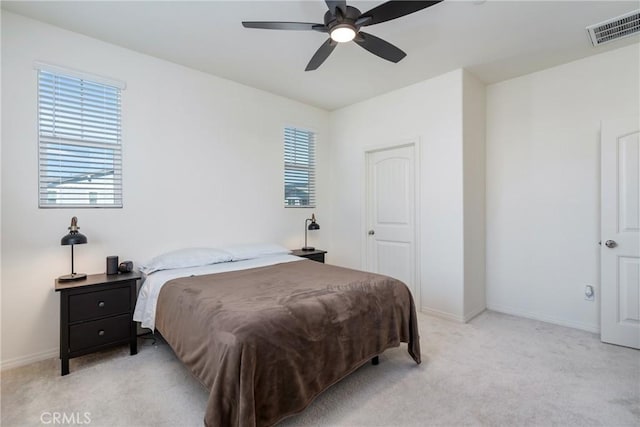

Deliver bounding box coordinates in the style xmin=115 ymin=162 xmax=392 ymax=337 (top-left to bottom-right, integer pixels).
xmin=421 ymin=307 xmax=465 ymax=323
xmin=463 ymin=306 xmax=486 ymax=322
xmin=1 ymin=348 xmax=58 ymax=372
xmin=421 ymin=306 xmax=486 ymax=323
xmin=487 ymin=302 xmax=600 ymax=333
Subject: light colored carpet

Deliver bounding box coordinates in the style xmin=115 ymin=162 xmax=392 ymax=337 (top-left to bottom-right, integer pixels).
xmin=1 ymin=311 xmax=638 ymax=426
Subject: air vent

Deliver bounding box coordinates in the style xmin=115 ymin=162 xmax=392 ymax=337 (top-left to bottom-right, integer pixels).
xmin=586 ymin=9 xmax=640 ymax=46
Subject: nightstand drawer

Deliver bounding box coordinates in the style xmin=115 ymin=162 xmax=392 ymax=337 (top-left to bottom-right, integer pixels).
xmin=69 ymin=287 xmax=130 ymax=322
xmin=69 ymin=314 xmax=130 ymax=352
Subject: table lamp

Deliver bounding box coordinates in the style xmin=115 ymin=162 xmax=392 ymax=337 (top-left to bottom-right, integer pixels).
xmin=302 ymin=214 xmax=320 ymax=251
xmin=59 ymin=216 xmax=88 ymax=281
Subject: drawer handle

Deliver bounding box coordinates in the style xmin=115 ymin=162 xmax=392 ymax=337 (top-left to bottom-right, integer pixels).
xmin=98 ymin=330 xmax=105 ymax=336
xmin=98 ymin=301 xmax=105 ymax=308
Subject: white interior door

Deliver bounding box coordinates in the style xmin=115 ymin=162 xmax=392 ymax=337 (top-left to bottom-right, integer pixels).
xmin=601 ymin=117 xmax=640 ymax=349
xmin=366 ymin=144 xmax=417 ymax=302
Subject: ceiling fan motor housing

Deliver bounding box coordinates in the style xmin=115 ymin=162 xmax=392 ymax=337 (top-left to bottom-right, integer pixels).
xmin=325 ymin=6 xmax=361 ymax=32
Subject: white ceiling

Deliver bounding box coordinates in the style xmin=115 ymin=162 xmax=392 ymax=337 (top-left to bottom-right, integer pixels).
xmin=3 ymin=0 xmax=639 ymax=110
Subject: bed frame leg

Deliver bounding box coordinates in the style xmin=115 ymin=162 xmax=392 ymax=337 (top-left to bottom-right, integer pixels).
xmin=371 ymin=356 xmax=379 ymax=365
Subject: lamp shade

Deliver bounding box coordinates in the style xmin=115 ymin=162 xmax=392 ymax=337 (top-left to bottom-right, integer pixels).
xmin=61 ymin=232 xmax=87 ymax=246
xmin=308 ymin=221 xmax=320 ymax=230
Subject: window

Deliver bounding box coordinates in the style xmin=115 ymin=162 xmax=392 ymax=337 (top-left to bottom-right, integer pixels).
xmin=37 ymin=66 xmax=124 ymax=208
xmin=284 ymin=127 xmax=316 ymax=207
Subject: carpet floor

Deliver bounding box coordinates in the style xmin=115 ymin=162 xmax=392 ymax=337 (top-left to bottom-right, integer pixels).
xmin=1 ymin=311 xmax=638 ymax=426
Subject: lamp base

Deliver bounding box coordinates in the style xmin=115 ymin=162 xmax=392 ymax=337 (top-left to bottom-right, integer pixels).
xmin=58 ymin=273 xmax=87 ymax=282
xmin=301 ymin=246 xmax=315 ymax=251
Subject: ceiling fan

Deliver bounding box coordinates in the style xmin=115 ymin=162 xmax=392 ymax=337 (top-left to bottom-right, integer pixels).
xmin=242 ymin=1 xmax=443 ymax=71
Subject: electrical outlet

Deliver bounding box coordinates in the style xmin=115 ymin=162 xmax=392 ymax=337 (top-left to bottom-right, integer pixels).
xmin=584 ymin=284 xmax=595 ymax=301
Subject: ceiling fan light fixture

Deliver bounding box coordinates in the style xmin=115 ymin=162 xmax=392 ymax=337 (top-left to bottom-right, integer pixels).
xmin=330 ymin=25 xmax=356 ymax=43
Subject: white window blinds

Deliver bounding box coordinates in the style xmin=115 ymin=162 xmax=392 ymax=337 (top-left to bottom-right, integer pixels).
xmin=38 ymin=68 xmax=123 ymax=208
xmin=284 ymin=127 xmax=316 ymax=207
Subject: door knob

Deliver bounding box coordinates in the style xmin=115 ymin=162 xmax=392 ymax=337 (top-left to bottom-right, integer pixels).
xmin=605 ymin=240 xmax=617 ymax=248
xmin=368 ymin=230 xmax=375 ymax=235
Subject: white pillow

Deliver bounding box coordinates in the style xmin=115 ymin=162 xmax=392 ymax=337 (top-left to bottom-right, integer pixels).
xmin=222 ymin=243 xmax=290 ymax=261
xmin=140 ymin=248 xmax=232 ymax=275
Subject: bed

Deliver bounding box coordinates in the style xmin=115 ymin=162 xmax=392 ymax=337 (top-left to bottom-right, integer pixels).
xmin=134 ymin=249 xmax=420 ymax=427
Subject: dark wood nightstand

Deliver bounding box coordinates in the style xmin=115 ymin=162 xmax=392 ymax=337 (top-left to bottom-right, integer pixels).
xmin=55 ymin=271 xmax=141 ymax=376
xmin=291 ymin=249 xmax=327 ymax=263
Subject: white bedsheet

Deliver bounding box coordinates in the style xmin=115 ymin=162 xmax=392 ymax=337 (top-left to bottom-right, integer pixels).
xmin=133 ymin=254 xmax=304 ymax=330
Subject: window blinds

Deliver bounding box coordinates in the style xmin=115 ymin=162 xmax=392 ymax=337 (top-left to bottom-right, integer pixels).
xmin=38 ymin=69 xmax=123 ymax=208
xmin=284 ymin=127 xmax=316 ymax=207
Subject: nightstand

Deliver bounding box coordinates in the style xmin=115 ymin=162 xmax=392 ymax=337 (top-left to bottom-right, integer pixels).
xmin=291 ymin=249 xmax=327 ymax=263
xmin=55 ymin=271 xmax=141 ymax=376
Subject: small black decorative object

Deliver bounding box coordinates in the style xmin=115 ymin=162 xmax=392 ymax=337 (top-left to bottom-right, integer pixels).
xmin=106 ymin=256 xmax=119 ymax=275
xmin=59 ymin=216 xmax=88 ymax=281
xmin=118 ymin=261 xmax=133 ymax=273
xmin=302 ymin=213 xmax=320 ymax=251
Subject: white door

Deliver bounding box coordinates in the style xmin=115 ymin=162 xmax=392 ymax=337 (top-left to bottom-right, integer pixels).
xmin=601 ymin=118 xmax=640 ymax=349
xmin=365 ymin=144 xmax=418 ymax=302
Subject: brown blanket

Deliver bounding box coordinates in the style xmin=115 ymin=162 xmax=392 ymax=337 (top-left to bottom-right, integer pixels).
xmin=155 ymin=260 xmax=421 ymax=427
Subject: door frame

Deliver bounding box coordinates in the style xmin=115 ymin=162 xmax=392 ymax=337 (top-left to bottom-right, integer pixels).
xmin=362 ymin=138 xmax=421 ymax=311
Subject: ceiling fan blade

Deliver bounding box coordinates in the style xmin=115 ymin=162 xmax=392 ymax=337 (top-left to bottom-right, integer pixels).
xmin=305 ymin=38 xmax=337 ymax=71
xmin=242 ymin=21 xmax=327 ymax=32
xmin=325 ymin=0 xmax=347 ymax=16
xmin=355 ymin=32 xmax=406 ymax=63
xmin=359 ymin=1 xmax=442 ymax=27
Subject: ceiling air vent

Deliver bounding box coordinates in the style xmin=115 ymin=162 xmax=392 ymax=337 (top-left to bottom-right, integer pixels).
xmin=586 ymin=9 xmax=640 ymax=46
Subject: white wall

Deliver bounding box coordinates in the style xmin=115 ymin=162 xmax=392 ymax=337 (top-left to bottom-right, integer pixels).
xmin=1 ymin=12 xmax=329 ymax=368
xmin=486 ymin=44 xmax=640 ymax=332
xmin=328 ymin=70 xmax=467 ymax=319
